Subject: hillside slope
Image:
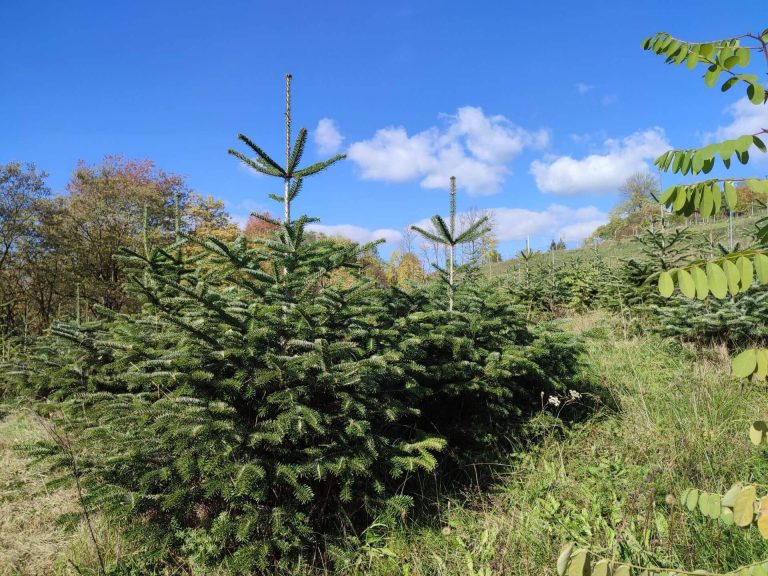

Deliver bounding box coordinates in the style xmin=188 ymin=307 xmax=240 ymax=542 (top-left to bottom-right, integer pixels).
xmin=491 ymin=214 xmax=766 ymax=278
xmin=2 ymin=312 xmax=767 ymax=575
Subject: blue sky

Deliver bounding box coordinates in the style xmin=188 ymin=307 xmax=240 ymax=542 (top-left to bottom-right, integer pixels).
xmin=2 ymin=1 xmax=767 ymax=258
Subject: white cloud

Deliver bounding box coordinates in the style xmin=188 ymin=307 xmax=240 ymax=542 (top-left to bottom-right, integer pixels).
xmin=576 ymin=82 xmax=593 ymax=95
xmin=491 ymin=205 xmax=608 ymax=243
xmin=307 ymin=223 xmax=402 ymax=245
xmin=347 ymin=106 xmax=549 ymax=196
xmin=569 ymin=130 xmax=607 ymax=146
xmin=314 ymin=118 xmax=344 ymax=155
xmin=559 ymin=220 xmax=607 ymax=242
xmin=704 ymin=97 xmax=768 ymax=142
xmin=412 ymin=204 xmax=608 ymax=246
xmin=530 ymin=128 xmax=670 ymax=196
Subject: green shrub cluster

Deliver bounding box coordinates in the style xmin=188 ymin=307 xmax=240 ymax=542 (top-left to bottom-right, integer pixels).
xmin=508 ymin=253 xmax=609 ymax=317
xmin=506 ymin=224 xmax=768 ymax=352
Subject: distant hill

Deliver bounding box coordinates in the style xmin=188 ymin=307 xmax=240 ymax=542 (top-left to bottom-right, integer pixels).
xmin=490 ymin=212 xmax=766 ymax=278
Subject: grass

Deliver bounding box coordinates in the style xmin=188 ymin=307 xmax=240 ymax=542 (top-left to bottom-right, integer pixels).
xmin=491 ymin=213 xmax=766 ymax=278
xmin=0 ymin=409 xmax=78 ymax=576
xmin=3 ymin=312 xmax=768 ymax=575
xmin=344 ymin=311 xmax=768 ymax=575
xmin=0 ymin=406 xmax=127 ymax=576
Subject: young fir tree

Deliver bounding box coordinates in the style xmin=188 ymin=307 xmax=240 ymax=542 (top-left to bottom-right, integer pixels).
xmin=16 ymin=76 xmax=588 ymax=575
xmin=410 ymin=176 xmax=491 ymax=311
xmin=395 ymin=270 xmax=583 ymax=463
xmin=24 ymin=75 xmax=446 ymax=574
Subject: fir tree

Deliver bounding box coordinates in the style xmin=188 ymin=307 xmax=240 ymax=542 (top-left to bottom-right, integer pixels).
xmin=21 ymin=75 xmax=445 ymax=573
xmin=410 ymin=176 xmax=490 ymax=311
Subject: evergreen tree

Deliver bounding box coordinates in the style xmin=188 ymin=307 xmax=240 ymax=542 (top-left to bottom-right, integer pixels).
xmin=396 ymin=273 xmax=583 ymax=462
xmin=410 ymin=176 xmax=490 ymax=311
xmin=23 ymin=75 xmax=445 ymax=573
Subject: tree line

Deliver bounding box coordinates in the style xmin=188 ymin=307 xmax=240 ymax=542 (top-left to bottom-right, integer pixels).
xmin=0 ymin=156 xmax=512 ymax=343
xmin=0 ymin=157 xmax=246 ymax=340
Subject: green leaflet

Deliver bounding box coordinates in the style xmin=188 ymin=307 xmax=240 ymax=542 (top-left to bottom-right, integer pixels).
xmin=698 ymin=491 xmax=710 ymax=515
xmin=720 ymin=141 xmax=736 ymax=162
xmin=673 ymin=187 xmax=687 ymax=211
xmin=757 ymin=350 xmax=768 ymax=380
xmin=699 ymin=183 xmax=714 ymax=217
xmin=732 ymin=349 xmax=758 ymax=378
xmin=686 ymin=51 xmax=699 ymax=69
xmin=686 ymin=488 xmax=700 ymax=511
xmin=659 ymin=185 xmax=676 ymax=204
xmin=725 ymin=181 xmax=738 ymax=210
xmin=557 ymin=543 xmax=575 ymax=576
xmin=750 ymin=422 xmax=768 ymax=445
xmin=677 ymin=268 xmax=695 ymax=298
xmin=755 ymin=254 xmax=768 ymax=285
xmin=706 ymin=263 xmax=728 ymax=299
xmin=613 ymin=566 xmax=631 ymax=576
xmin=723 ymin=483 xmax=744 ymax=507
xmin=748 ymin=82 xmax=766 ymax=105
xmin=567 ymin=549 xmax=590 ymax=576
xmin=723 ymin=259 xmax=741 ymax=295
xmin=592 ymin=559 xmax=611 ymax=576
xmin=692 ymin=148 xmax=708 ymax=173
xmin=747 ymin=179 xmax=768 ymax=194
xmin=711 ymin=182 xmax=722 ymax=213
xmin=708 ymin=493 xmax=722 ymax=519
xmin=704 ymin=66 xmax=722 ymax=88
xmin=737 ymin=256 xmax=754 ymax=290
xmin=720 ymin=507 xmax=735 ymax=526
xmin=691 ymin=266 xmax=709 ymax=300
xmin=734 ymin=485 xmax=757 ymax=527
xmin=658 ymin=271 xmax=675 ymax=298
xmin=722 ymin=76 xmax=739 ymax=92
xmin=737 ymin=46 xmax=751 ymax=67
xmin=736 ymin=134 xmax=754 ymax=153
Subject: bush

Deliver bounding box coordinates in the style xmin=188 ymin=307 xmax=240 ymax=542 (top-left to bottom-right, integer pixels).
xmin=398 ymin=275 xmax=583 ymax=458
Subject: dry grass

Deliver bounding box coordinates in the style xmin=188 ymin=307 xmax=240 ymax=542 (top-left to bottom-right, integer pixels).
xmin=0 ymin=408 xmax=79 ymax=576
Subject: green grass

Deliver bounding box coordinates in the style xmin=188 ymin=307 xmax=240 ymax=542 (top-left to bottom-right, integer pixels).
xmin=341 ymin=312 xmax=768 ymax=575
xmin=3 ymin=312 xmax=768 ymax=575
xmin=491 ymin=213 xmax=766 ymax=278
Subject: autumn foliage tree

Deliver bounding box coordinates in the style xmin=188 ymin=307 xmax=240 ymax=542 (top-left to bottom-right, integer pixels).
xmin=60 ymin=156 xmax=189 ymax=312
xmin=0 ymin=157 xmax=243 ymax=339
xmin=0 ymin=162 xmax=51 ymax=336
xmin=244 ymin=211 xmax=280 ymax=238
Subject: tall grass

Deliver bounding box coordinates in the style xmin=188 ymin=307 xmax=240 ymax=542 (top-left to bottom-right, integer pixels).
xmin=0 ymin=410 xmax=78 ymax=576
xmin=348 ymin=312 xmax=768 ymax=575
xmin=0 ymin=407 xmax=129 ymax=576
